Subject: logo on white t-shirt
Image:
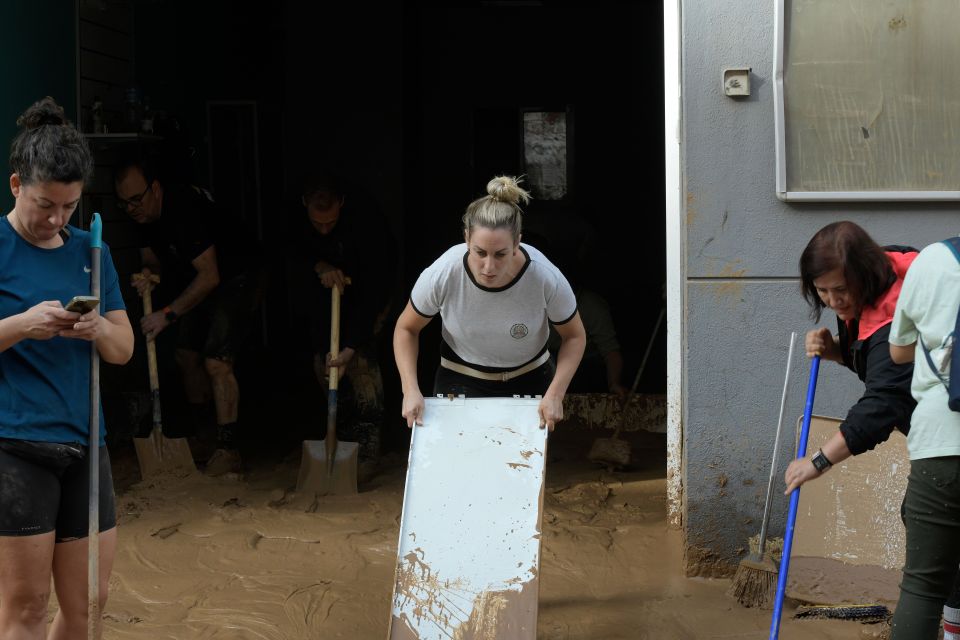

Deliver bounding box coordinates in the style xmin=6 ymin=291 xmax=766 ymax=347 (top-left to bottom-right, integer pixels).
xmin=510 ymin=323 xmax=528 ymax=339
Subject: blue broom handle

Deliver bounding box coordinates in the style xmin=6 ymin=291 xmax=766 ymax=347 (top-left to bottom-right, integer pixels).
xmin=769 ymin=355 xmax=820 ymax=639
xmin=88 ymin=212 xmax=102 ymax=639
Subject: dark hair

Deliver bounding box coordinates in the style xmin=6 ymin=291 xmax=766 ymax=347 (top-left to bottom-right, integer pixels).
xmin=114 ymin=144 xmax=160 ymax=186
xmin=9 ymin=97 xmax=92 ymax=186
xmin=799 ymin=221 xmax=895 ymax=321
xmin=302 ymin=168 xmax=344 ymax=201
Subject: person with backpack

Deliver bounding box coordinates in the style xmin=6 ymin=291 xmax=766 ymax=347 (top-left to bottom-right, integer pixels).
xmin=887 ymin=237 xmax=960 ymax=639
xmin=784 ymin=221 xmax=918 ymax=493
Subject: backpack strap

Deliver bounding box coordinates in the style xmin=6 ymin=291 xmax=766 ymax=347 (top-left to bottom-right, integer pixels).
xmin=919 ymin=237 xmax=960 ymax=388
xmin=921 ymin=339 xmax=950 ymax=388
xmin=943 ymin=236 xmax=960 ymax=263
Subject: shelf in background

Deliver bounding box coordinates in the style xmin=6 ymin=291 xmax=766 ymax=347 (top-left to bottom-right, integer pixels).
xmin=85 ymin=133 xmax=162 ymax=142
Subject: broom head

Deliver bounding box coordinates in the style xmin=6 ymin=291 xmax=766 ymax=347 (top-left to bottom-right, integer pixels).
xmin=588 ymin=436 xmax=631 ymax=468
xmin=794 ymin=604 xmax=890 ymax=622
xmin=727 ymin=553 xmax=779 ymax=609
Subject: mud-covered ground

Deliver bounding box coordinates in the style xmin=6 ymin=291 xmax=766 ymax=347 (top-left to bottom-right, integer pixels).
xmin=59 ymin=428 xmax=887 ymax=639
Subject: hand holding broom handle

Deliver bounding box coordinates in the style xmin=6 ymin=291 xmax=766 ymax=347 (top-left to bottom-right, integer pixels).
xmin=770 ymin=355 xmax=821 ymax=639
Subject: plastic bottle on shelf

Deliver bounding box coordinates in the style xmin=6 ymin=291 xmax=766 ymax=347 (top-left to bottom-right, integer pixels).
xmin=140 ymin=96 xmax=154 ymax=134
xmin=91 ymin=97 xmax=104 ymax=134
xmin=124 ymin=86 xmax=141 ymax=131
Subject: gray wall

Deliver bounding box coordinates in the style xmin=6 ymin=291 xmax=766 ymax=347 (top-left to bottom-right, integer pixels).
xmin=681 ymin=0 xmax=960 ymax=574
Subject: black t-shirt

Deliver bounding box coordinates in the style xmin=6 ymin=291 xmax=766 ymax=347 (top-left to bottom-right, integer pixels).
xmin=144 ymin=184 xmax=259 ymax=288
xmin=291 ymin=192 xmax=398 ymax=349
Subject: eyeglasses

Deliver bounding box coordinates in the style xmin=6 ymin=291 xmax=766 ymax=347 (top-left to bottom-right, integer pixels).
xmin=116 ymin=184 xmax=151 ymax=211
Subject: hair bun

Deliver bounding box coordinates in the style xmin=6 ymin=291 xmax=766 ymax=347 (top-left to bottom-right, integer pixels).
xmin=17 ymin=97 xmax=66 ymax=130
xmin=486 ymin=175 xmax=531 ymax=205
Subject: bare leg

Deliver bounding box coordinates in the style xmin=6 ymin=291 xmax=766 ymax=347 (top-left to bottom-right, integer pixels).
xmin=47 ymin=528 xmax=117 ymax=640
xmin=0 ymin=532 xmax=56 ymax=640
xmin=202 ymin=357 xmax=242 ymax=475
xmin=175 ymin=348 xmax=212 ymax=405
xmin=204 ymin=357 xmax=238 ymax=426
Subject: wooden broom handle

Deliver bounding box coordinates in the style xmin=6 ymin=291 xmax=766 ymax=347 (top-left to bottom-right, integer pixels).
xmin=133 ymin=273 xmax=162 ymax=391
xmin=329 ymin=285 xmax=340 ymax=391
xmin=328 ymin=277 xmax=352 ymax=391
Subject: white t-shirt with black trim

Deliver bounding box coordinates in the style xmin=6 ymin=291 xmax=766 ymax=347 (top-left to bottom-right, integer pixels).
xmin=410 ymin=243 xmax=577 ymax=370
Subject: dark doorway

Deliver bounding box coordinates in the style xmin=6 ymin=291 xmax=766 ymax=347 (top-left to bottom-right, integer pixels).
xmin=70 ymin=0 xmax=665 ymax=464
xmin=401 ymin=2 xmax=667 ymax=408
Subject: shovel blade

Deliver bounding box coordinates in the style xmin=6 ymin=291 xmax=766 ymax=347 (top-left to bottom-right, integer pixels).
xmin=297 ymin=439 xmax=359 ymax=495
xmin=134 ymin=430 xmax=197 ymax=479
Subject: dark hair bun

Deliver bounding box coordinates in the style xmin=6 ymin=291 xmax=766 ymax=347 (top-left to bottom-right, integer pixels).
xmin=16 ymin=96 xmax=66 ymax=130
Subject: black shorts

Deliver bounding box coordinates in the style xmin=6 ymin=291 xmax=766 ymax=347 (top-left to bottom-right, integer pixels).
xmin=0 ymin=441 xmax=116 ymax=541
xmin=177 ymin=268 xmax=266 ymax=361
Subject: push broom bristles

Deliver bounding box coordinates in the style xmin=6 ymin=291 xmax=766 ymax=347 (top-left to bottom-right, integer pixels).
xmin=727 ymin=553 xmax=779 ymax=608
xmin=587 ymin=436 xmax=631 ymax=468
xmin=794 ymin=603 xmax=890 ymax=622
xmin=729 ymin=333 xmax=797 ymax=611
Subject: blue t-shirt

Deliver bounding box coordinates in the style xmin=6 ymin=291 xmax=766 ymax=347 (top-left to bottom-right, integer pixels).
xmin=0 ymin=217 xmax=125 ymax=446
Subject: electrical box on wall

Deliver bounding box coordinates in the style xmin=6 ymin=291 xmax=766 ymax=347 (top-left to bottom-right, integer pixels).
xmin=723 ymin=67 xmax=751 ymax=97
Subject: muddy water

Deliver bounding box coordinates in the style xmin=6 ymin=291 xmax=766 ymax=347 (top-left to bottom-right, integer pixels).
xmin=92 ymin=430 xmax=878 ymax=639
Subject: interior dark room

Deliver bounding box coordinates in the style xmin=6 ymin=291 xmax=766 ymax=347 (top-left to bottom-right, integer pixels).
xmin=4 ymin=0 xmax=666 ymax=474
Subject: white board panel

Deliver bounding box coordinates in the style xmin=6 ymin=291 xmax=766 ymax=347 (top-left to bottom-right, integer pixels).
xmin=389 ymin=396 xmax=547 ymax=640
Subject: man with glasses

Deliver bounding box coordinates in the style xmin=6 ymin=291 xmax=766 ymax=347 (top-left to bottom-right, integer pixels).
xmin=115 ymin=150 xmax=265 ymax=476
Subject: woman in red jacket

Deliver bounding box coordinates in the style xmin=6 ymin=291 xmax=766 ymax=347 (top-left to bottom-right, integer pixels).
xmin=784 ymin=220 xmax=917 ymax=492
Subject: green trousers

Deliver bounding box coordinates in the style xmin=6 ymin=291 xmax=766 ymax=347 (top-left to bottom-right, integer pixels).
xmin=890 ymin=456 xmax=960 ymax=640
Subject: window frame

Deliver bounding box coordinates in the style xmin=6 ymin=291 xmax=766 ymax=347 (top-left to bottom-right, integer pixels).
xmin=773 ymin=0 xmax=960 ymax=202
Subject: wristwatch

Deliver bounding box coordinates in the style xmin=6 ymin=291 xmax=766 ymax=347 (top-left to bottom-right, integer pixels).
xmin=811 ymin=448 xmax=833 ymax=473
xmin=162 ymin=306 xmax=178 ymax=323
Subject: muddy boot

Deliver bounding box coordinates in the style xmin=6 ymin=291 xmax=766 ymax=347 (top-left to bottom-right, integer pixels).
xmin=186 ymin=403 xmax=218 ymax=462
xmin=204 ymin=448 xmax=242 ymax=476
xmin=188 ymin=435 xmax=217 ymax=465
xmin=204 ymin=422 xmax=241 ymax=476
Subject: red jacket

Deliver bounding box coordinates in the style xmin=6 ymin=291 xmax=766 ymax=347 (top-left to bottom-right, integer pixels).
xmin=835 ymin=247 xmax=918 ymax=455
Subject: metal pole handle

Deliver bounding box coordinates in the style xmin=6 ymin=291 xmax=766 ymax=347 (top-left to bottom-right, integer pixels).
xmin=757 ymin=332 xmax=797 ymax=556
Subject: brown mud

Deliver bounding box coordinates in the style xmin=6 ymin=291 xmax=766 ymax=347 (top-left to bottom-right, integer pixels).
xmin=59 ymin=428 xmax=883 ymax=639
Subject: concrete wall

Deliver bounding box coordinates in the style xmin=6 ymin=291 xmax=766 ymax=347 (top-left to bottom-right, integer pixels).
xmin=680 ymin=0 xmax=960 ymax=574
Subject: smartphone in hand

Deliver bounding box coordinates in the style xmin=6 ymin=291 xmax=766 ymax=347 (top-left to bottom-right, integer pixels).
xmin=64 ymin=295 xmax=100 ymax=314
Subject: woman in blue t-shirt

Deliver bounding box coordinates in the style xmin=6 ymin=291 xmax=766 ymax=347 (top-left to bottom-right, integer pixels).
xmin=0 ymin=98 xmax=133 ymax=636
